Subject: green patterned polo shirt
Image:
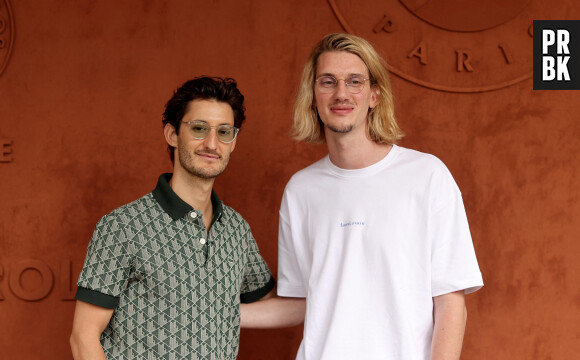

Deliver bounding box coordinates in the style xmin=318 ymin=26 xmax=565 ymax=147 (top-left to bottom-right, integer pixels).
xmin=76 ymin=173 xmax=275 ymax=359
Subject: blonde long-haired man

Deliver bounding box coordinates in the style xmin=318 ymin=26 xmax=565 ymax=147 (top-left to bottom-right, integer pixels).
xmin=241 ymin=33 xmax=483 ymax=360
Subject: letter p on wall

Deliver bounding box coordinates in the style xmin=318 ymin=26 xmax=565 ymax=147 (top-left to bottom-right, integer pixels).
xmin=534 ymin=20 xmax=580 ymax=90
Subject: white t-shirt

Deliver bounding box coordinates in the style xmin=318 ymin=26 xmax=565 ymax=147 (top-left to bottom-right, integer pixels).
xmin=277 ymin=145 xmax=483 ymax=360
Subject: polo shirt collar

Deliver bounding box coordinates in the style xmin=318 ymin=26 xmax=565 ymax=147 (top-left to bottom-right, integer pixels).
xmin=152 ymin=173 xmax=223 ymax=222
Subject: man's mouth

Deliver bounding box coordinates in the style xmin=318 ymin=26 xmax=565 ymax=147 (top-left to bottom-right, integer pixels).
xmin=196 ymin=151 xmax=221 ymax=160
xmin=330 ymin=104 xmax=354 ymax=114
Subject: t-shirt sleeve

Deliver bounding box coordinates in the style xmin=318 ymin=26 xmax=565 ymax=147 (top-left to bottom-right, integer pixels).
xmin=239 ymin=228 xmax=275 ymax=304
xmin=430 ymin=165 xmax=484 ymax=297
xmin=277 ymin=191 xmax=308 ymax=298
xmin=75 ymin=214 xmax=134 ymax=309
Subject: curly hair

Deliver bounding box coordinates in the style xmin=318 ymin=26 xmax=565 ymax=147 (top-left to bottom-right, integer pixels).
xmin=162 ymin=76 xmax=245 ymax=161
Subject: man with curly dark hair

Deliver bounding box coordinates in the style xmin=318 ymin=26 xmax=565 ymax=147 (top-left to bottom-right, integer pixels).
xmin=71 ymin=76 xmax=274 ymax=360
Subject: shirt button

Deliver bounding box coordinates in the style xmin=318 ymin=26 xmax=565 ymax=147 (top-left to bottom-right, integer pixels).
xmin=200 ymin=238 xmax=206 ymax=245
xmin=190 ymin=212 xmax=197 ymax=219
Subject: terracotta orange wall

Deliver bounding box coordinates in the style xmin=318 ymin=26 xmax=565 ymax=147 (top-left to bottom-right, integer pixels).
xmin=0 ymin=1 xmax=579 ymax=359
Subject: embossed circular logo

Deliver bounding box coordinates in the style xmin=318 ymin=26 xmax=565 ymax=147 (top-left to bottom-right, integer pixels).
xmin=0 ymin=0 xmax=14 ymax=77
xmin=328 ymin=0 xmax=580 ymax=92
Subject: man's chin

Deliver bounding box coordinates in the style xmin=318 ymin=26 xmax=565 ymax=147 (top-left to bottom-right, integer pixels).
xmin=182 ymin=164 xmax=226 ymax=180
xmin=192 ymin=169 xmax=224 ymax=179
xmin=326 ymin=124 xmax=353 ymax=134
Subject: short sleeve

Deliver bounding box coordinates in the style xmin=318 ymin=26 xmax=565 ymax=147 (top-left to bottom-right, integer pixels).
xmin=75 ymin=214 xmax=134 ymax=308
xmin=276 ymin=191 xmax=308 ymax=298
xmin=430 ymin=166 xmax=483 ymax=297
xmin=239 ymin=229 xmax=274 ymax=303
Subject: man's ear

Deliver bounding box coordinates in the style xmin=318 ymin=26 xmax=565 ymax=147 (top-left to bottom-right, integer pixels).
xmin=369 ymin=86 xmax=380 ymax=109
xmin=164 ymin=123 xmax=178 ymax=147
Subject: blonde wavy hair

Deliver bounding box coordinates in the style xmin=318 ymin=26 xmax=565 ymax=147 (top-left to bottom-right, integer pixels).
xmin=292 ymin=33 xmax=403 ymax=144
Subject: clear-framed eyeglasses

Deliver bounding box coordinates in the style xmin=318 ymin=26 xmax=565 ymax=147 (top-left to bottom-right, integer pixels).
xmin=315 ymin=75 xmax=370 ymax=94
xmin=182 ymin=120 xmax=239 ymax=144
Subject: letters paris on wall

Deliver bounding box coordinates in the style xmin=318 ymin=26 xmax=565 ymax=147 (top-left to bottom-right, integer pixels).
xmin=327 ymin=0 xmax=579 ymax=92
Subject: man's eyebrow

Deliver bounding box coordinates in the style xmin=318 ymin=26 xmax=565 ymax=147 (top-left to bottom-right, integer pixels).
xmin=316 ymin=72 xmax=367 ymax=77
xmin=187 ymin=119 xmax=235 ymax=127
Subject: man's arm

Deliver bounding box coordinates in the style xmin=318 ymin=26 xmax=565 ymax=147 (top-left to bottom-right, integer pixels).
xmin=431 ymin=290 xmax=467 ymax=360
xmin=70 ymin=300 xmax=114 ymax=360
xmin=240 ymin=288 xmax=306 ymax=329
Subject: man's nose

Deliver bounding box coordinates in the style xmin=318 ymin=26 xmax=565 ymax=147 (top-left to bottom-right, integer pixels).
xmin=333 ymin=79 xmax=350 ymax=99
xmin=202 ymin=129 xmax=219 ymax=149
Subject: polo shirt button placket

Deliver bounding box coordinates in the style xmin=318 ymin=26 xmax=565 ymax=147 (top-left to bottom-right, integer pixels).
xmin=189 ymin=211 xmax=204 ymax=229
xmin=188 ymin=210 xmax=213 ymax=268
xmin=188 ymin=210 xmax=205 ymax=246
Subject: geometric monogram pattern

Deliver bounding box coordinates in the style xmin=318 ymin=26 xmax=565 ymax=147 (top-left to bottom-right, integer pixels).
xmin=77 ymin=175 xmax=273 ymax=359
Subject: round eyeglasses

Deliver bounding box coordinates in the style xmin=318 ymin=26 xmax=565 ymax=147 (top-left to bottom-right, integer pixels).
xmin=315 ymin=75 xmax=370 ymax=94
xmin=182 ymin=120 xmax=239 ymax=144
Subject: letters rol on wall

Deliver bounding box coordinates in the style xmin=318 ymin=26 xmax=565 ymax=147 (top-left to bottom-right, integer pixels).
xmin=0 ymin=260 xmax=79 ymax=301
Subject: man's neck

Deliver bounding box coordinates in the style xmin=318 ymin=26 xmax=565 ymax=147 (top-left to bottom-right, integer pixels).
xmin=325 ymin=127 xmax=393 ymax=170
xmin=169 ymin=168 xmax=215 ymax=231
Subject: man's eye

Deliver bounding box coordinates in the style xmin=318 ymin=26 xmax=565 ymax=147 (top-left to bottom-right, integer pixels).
xmin=218 ymin=128 xmax=233 ymax=135
xmin=192 ymin=126 xmax=206 ymax=132
xmin=349 ymin=78 xmax=364 ymax=86
xmin=319 ymin=77 xmax=336 ymax=86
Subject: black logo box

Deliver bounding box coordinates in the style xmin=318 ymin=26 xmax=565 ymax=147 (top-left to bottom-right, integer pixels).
xmin=533 ymin=20 xmax=580 ymax=90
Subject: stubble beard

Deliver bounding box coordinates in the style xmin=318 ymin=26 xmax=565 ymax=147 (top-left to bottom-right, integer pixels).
xmin=319 ymin=104 xmax=356 ymax=134
xmin=325 ymin=123 xmax=354 ymax=134
xmin=177 ymin=140 xmax=230 ymax=180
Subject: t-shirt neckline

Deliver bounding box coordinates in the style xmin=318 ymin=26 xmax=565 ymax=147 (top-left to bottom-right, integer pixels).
xmin=325 ymin=144 xmax=400 ymax=178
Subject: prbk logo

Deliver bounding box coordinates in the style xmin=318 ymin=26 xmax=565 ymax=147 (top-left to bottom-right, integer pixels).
xmin=533 ymin=20 xmax=580 ymax=90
